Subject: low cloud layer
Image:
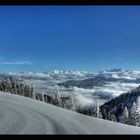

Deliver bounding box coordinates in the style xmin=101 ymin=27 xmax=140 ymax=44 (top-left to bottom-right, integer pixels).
xmin=70 ymin=82 xmax=140 ymax=106
xmin=9 ymin=70 xmax=140 ymax=108
xmin=0 ymin=61 xmax=33 ymax=65
xmin=26 ymin=78 xmax=140 ymax=108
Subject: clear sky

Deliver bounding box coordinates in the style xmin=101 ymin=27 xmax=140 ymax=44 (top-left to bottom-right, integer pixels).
xmin=0 ymin=6 xmax=140 ymax=72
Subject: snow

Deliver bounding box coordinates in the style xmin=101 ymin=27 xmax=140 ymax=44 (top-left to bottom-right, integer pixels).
xmin=0 ymin=92 xmax=140 ymax=134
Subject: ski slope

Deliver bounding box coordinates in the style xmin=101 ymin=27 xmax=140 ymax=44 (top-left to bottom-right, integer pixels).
xmin=0 ymin=92 xmax=140 ymax=134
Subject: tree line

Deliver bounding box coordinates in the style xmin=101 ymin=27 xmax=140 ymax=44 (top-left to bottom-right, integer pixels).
xmin=0 ymin=77 xmax=81 ymax=112
xmin=0 ymin=76 xmax=104 ymax=119
xmin=100 ymin=85 xmax=140 ymax=127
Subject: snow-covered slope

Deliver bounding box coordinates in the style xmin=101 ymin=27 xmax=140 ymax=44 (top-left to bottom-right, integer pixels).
xmin=0 ymin=92 xmax=140 ymax=134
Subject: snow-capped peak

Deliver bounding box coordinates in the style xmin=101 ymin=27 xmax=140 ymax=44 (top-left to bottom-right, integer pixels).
xmin=51 ymin=69 xmax=63 ymax=74
xmin=100 ymin=68 xmax=124 ymax=73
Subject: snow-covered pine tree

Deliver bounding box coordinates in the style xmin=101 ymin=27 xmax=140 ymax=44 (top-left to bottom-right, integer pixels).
xmin=10 ymin=78 xmax=14 ymax=94
xmin=0 ymin=82 xmax=3 ymax=91
xmin=35 ymin=93 xmax=39 ymax=100
xmin=1 ymin=78 xmax=5 ymax=92
xmin=3 ymin=78 xmax=6 ymax=91
xmin=107 ymin=112 xmax=112 ymax=120
xmin=96 ymin=96 xmax=100 ymax=118
xmin=23 ymin=85 xmax=27 ymax=96
xmin=27 ymin=85 xmax=31 ymax=97
xmin=14 ymin=79 xmax=18 ymax=94
xmin=61 ymin=93 xmax=76 ymax=111
xmin=129 ymin=101 xmax=137 ymax=126
xmin=19 ymin=83 xmax=23 ymax=95
xmin=44 ymin=94 xmax=48 ymax=103
xmin=136 ymin=96 xmax=140 ymax=126
xmin=5 ymin=78 xmax=12 ymax=92
xmin=29 ymin=86 xmax=33 ymax=98
xmin=54 ymin=85 xmax=62 ymax=107
xmin=101 ymin=108 xmax=108 ymax=119
xmin=0 ymin=77 xmax=4 ymax=92
xmin=50 ymin=94 xmax=55 ymax=104
xmin=69 ymin=93 xmax=80 ymax=112
xmin=122 ymin=106 xmax=129 ymax=124
xmin=32 ymin=87 xmax=36 ymax=100
xmin=17 ymin=80 xmax=21 ymax=95
xmin=110 ymin=114 xmax=117 ymax=122
xmin=41 ymin=93 xmax=45 ymax=102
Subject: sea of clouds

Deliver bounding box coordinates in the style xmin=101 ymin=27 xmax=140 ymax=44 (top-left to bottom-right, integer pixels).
xmin=69 ymin=82 xmax=140 ymax=107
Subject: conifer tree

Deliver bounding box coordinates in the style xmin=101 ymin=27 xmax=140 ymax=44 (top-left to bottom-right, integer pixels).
xmin=129 ymin=101 xmax=137 ymax=126
xmin=123 ymin=106 xmax=129 ymax=124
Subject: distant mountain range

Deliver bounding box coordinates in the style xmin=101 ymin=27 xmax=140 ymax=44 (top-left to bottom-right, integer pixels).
xmin=1 ymin=68 xmax=140 ymax=82
xmin=0 ymin=68 xmax=140 ymax=90
xmin=1 ymin=70 xmax=95 ymax=81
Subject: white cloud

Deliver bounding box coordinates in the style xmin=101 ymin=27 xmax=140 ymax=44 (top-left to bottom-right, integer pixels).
xmin=0 ymin=61 xmax=33 ymax=65
xmin=69 ymin=82 xmax=140 ymax=107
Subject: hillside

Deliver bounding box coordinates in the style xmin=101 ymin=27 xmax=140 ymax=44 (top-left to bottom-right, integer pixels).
xmin=100 ymin=85 xmax=140 ymax=126
xmin=1 ymin=92 xmax=140 ymax=134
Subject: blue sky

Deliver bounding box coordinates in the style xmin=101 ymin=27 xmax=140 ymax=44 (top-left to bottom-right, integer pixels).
xmin=0 ymin=6 xmax=140 ymax=72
